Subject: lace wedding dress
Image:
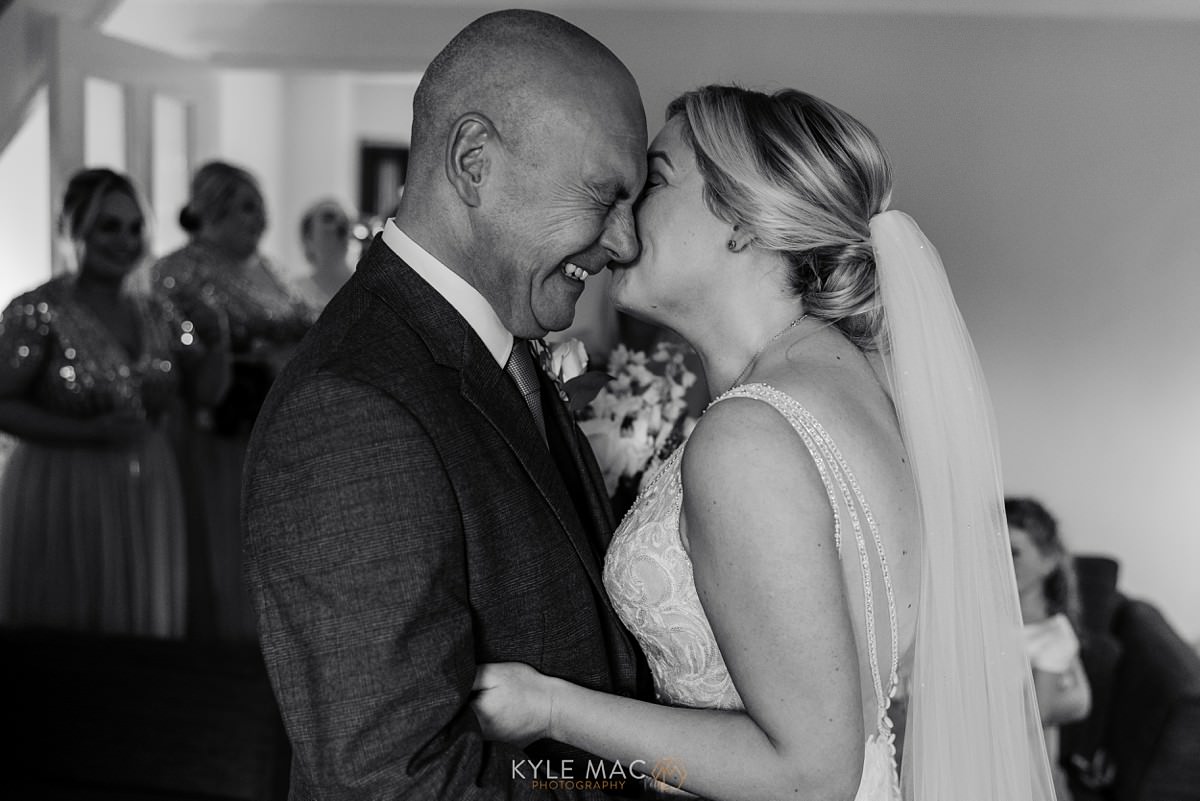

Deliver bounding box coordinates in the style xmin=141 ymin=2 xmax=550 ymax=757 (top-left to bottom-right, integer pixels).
xmin=603 ymin=383 xmax=902 ymax=801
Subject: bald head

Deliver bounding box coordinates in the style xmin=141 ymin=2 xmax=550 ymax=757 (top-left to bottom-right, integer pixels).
xmin=397 ymin=10 xmax=646 ymax=339
xmin=407 ymin=10 xmax=643 ymax=188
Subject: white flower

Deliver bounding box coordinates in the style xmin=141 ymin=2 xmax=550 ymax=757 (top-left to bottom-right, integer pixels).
xmin=546 ymin=338 xmax=588 ymax=383
xmin=607 ymin=344 xmax=633 ymax=374
xmin=578 ymin=417 xmax=655 ymax=496
xmin=576 ymin=340 xmax=700 ymax=500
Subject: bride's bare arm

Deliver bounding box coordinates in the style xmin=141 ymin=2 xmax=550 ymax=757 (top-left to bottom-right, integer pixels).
xmin=474 ymin=398 xmax=865 ymax=801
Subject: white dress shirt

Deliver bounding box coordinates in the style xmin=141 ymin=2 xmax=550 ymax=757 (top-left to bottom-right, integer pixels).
xmin=381 ymin=219 xmax=513 ymax=368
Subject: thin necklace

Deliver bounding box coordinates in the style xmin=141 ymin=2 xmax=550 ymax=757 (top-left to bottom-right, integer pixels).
xmin=726 ymin=313 xmax=808 ymax=394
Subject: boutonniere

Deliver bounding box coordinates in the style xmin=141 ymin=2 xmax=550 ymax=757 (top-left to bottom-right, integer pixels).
xmin=538 ymin=338 xmax=588 ymax=384
xmin=533 ymin=338 xmax=609 ymax=413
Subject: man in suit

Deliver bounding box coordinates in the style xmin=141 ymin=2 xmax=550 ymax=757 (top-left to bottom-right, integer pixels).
xmin=242 ymin=9 xmax=649 ymax=799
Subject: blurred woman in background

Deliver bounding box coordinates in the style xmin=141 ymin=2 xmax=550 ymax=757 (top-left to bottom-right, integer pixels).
xmin=153 ymin=160 xmax=312 ymax=642
xmin=0 ymin=167 xmax=228 ymax=638
xmin=1007 ymin=495 xmax=1093 ymax=801
xmin=296 ymin=197 xmax=355 ymax=310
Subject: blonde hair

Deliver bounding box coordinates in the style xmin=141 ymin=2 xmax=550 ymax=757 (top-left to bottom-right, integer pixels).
xmin=58 ymin=168 xmax=152 ymax=278
xmin=668 ymin=86 xmax=892 ymax=348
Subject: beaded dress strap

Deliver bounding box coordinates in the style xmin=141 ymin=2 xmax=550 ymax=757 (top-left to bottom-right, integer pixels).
xmin=709 ymin=383 xmax=899 ymax=737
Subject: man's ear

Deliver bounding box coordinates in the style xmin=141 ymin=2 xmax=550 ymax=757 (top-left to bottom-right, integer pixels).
xmin=445 ymin=113 xmax=494 ymax=207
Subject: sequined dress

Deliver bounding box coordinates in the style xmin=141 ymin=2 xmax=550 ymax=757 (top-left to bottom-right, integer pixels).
xmin=0 ymin=276 xmax=195 ymax=637
xmin=152 ymin=241 xmax=313 ymax=641
xmin=602 ymin=383 xmax=902 ymax=800
xmin=153 ymin=241 xmax=313 ymax=437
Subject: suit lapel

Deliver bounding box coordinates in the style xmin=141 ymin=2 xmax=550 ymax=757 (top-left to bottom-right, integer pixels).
xmin=539 ymin=368 xmax=649 ymax=692
xmin=360 ymin=240 xmax=605 ymax=578
xmin=455 ymin=335 xmax=611 ymax=603
xmin=539 ymin=372 xmax=617 ymax=549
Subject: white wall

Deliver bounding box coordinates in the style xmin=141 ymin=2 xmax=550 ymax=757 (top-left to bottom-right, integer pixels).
xmin=82 ymin=76 xmax=124 ymax=171
xmin=150 ymin=92 xmax=191 ymax=257
xmin=0 ymin=87 xmax=51 ymax=305
xmin=353 ymin=77 xmax=418 ymax=146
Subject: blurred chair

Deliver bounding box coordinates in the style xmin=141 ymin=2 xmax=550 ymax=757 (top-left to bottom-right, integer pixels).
xmin=1061 ymin=555 xmax=1200 ymax=801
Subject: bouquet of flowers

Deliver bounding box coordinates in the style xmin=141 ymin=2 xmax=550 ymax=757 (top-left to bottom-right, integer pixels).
xmin=573 ymin=341 xmax=698 ymax=511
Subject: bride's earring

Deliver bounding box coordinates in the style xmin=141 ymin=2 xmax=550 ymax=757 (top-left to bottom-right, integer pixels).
xmin=727 ymin=224 xmax=751 ymax=253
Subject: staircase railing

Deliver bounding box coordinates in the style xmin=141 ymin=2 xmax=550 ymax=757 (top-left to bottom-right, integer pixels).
xmin=0 ymin=1 xmax=52 ymax=158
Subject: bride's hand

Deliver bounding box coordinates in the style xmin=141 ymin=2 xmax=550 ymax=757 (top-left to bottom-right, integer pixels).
xmin=471 ymin=662 xmax=556 ymax=748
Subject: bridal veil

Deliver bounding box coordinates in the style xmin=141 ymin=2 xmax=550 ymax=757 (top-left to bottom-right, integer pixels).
xmin=870 ymin=210 xmax=1057 ymax=800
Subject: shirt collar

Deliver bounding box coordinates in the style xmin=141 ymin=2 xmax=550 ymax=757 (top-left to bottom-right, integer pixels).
xmin=381 ymin=219 xmax=513 ymax=368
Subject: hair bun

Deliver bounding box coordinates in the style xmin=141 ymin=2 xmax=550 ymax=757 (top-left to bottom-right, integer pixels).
xmin=792 ymin=238 xmax=881 ymax=349
xmin=179 ymin=205 xmax=201 ymax=232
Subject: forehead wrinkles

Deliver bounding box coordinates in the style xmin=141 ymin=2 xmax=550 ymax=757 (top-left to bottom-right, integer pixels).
xmin=470 ymin=37 xmax=638 ymax=132
xmin=496 ymin=74 xmax=638 ymax=160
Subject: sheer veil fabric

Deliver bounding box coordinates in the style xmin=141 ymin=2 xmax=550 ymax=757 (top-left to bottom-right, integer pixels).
xmin=870 ymin=211 xmax=1056 ymax=800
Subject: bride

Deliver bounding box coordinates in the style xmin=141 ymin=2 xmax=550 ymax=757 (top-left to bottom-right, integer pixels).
xmin=472 ymin=85 xmax=1056 ymax=801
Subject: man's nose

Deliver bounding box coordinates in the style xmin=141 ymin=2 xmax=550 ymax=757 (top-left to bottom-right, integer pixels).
xmin=601 ymin=206 xmax=640 ymax=264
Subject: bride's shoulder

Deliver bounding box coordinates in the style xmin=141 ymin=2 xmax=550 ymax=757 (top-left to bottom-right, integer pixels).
xmin=692 ymin=386 xmax=797 ymax=444
xmin=680 ymin=392 xmax=835 ymax=551
xmin=682 ymin=388 xmax=825 ymax=497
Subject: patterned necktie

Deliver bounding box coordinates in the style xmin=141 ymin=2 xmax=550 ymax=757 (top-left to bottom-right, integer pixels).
xmin=505 ymin=339 xmax=547 ymax=441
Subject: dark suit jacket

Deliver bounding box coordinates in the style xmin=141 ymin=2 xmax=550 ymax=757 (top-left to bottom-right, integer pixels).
xmin=243 ymin=237 xmax=647 ymax=799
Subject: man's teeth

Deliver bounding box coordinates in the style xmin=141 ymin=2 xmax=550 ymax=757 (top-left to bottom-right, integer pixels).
xmin=563 ymin=262 xmax=588 ymax=281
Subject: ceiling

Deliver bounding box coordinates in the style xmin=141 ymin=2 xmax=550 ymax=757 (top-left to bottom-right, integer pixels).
xmin=96 ymin=0 xmax=1200 ymax=10
xmin=30 ymin=0 xmax=1200 ymax=71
